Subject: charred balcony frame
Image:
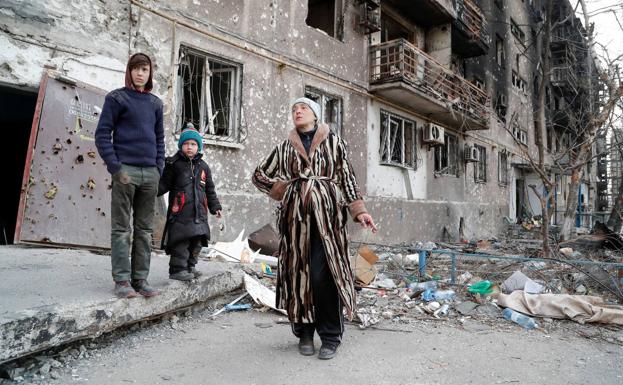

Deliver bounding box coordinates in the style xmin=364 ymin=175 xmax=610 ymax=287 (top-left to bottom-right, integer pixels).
xmin=451 ymin=0 xmax=489 ymax=57
xmin=369 ymin=38 xmax=490 ymax=130
xmin=550 ymin=24 xmax=578 ymax=95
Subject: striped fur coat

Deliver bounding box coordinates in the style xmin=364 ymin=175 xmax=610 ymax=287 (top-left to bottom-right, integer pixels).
xmin=252 ymin=123 xmax=368 ymax=323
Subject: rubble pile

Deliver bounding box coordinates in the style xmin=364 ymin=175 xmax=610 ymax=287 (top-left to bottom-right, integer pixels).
xmin=202 ymin=226 xmax=623 ymax=334
xmin=346 ymin=240 xmax=623 ymax=333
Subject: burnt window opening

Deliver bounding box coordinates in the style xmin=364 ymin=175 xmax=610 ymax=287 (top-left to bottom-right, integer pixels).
xmin=498 ymin=151 xmax=508 ymax=186
xmin=176 ymin=46 xmax=243 ymax=143
xmin=512 ymin=71 xmax=527 ymax=93
xmin=434 ymin=132 xmax=459 ymax=176
xmin=546 ymin=123 xmax=553 ymax=151
xmin=472 ymin=77 xmax=485 ymax=91
xmin=474 ymin=144 xmax=487 ymax=183
xmin=380 ymin=110 xmax=417 ymax=169
xmin=306 ymin=0 xmax=344 ymax=40
xmin=380 ymin=8 xmax=414 ymax=43
xmin=496 ymin=35 xmax=506 ymax=68
xmin=510 ymin=18 xmax=525 ymax=43
xmin=304 ymin=86 xmax=343 ymax=136
xmin=545 ymin=86 xmax=553 ymax=109
xmin=495 ymin=93 xmax=507 ymax=122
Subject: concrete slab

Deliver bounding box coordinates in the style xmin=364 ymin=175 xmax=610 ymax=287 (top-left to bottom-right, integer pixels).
xmin=0 ymin=246 xmax=243 ymax=364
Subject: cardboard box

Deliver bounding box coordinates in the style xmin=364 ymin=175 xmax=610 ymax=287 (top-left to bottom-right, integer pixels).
xmin=350 ymin=246 xmax=379 ymax=285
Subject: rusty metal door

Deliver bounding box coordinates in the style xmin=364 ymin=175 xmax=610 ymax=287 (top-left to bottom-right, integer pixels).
xmin=15 ymin=72 xmax=112 ymax=248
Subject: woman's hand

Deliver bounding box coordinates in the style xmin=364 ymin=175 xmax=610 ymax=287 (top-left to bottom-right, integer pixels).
xmin=356 ymin=213 xmax=377 ymax=234
xmin=215 ymin=210 xmax=223 ymax=218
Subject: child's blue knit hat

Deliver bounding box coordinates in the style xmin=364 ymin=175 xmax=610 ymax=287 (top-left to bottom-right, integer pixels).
xmin=178 ymin=123 xmax=203 ymax=152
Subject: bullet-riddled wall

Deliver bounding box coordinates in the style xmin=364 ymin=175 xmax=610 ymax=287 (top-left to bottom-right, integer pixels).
xmin=0 ymin=0 xmax=370 ymax=243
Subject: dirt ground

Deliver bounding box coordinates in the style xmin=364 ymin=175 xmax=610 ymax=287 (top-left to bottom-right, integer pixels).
xmin=18 ymin=293 xmax=623 ymax=385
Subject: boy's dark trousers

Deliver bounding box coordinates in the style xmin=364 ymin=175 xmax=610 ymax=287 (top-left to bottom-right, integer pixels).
xmin=292 ymin=217 xmax=344 ymax=348
xmin=169 ymin=235 xmax=203 ymax=274
xmin=110 ymin=164 xmax=159 ymax=282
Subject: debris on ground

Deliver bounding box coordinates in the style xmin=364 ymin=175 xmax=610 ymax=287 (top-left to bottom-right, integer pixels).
xmin=204 ymin=229 xmax=277 ymax=267
xmin=199 ymin=226 xmax=623 ymax=340
xmin=345 ymin=229 xmax=623 ymax=334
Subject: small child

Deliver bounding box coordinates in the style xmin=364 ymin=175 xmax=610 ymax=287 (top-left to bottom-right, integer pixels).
xmin=158 ymin=124 xmax=222 ymax=281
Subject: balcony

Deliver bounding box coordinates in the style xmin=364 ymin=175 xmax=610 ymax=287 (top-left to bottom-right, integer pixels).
xmin=551 ymin=65 xmax=578 ymax=93
xmin=452 ymin=0 xmax=489 ymax=57
xmin=369 ymin=38 xmax=490 ymax=130
xmin=551 ymin=107 xmax=575 ymax=130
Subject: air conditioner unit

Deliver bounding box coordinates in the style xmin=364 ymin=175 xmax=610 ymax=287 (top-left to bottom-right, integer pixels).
xmin=465 ymin=146 xmax=480 ymax=162
xmin=423 ymin=123 xmax=445 ymax=146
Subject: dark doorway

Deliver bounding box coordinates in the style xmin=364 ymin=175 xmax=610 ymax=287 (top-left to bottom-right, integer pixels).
xmin=0 ymin=86 xmax=37 ymax=244
xmin=515 ymin=178 xmax=525 ymax=222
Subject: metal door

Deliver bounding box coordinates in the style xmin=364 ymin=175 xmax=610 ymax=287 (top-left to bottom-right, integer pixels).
xmin=15 ymin=72 xmax=111 ymax=248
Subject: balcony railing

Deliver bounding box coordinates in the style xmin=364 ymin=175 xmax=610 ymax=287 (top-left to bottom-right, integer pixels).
xmin=455 ymin=0 xmax=489 ymax=45
xmin=551 ymin=65 xmax=578 ymax=91
xmin=369 ymin=38 xmax=490 ymax=128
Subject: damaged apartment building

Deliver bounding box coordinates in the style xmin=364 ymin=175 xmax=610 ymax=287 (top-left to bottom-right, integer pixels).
xmin=0 ymin=0 xmax=598 ymax=248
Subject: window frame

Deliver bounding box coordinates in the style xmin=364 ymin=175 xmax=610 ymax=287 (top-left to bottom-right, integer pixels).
xmin=379 ymin=109 xmax=417 ymax=169
xmin=510 ymin=18 xmax=526 ymax=43
xmin=474 ymin=144 xmax=487 ymax=183
xmin=306 ymin=0 xmax=344 ymax=41
xmin=176 ymin=45 xmax=244 ymax=144
xmin=433 ymin=132 xmax=459 ymax=176
xmin=498 ymin=151 xmax=508 ymax=186
xmin=512 ymin=71 xmax=527 ymax=93
xmin=304 ymin=86 xmax=343 ymax=136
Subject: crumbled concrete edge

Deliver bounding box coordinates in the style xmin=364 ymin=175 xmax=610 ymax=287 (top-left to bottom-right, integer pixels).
xmin=0 ymin=267 xmax=244 ymax=363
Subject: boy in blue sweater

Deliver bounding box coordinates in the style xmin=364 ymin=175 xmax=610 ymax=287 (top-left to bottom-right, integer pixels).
xmin=95 ymin=53 xmax=164 ymax=298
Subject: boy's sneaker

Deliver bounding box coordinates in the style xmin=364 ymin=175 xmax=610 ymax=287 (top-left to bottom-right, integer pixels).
xmin=131 ymin=279 xmax=160 ymax=297
xmin=169 ymin=271 xmax=194 ymax=281
xmin=318 ymin=343 xmax=338 ymax=360
xmin=189 ymin=267 xmax=203 ymax=278
xmin=114 ymin=281 xmax=138 ymax=298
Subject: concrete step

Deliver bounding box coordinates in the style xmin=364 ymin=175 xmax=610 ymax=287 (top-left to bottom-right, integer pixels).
xmin=0 ymin=246 xmax=243 ymax=363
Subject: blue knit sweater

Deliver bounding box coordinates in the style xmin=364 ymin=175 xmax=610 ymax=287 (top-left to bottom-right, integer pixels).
xmin=95 ymin=87 xmax=165 ymax=175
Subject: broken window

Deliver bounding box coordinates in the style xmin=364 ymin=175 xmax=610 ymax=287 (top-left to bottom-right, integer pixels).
xmin=176 ymin=46 xmax=242 ymax=142
xmin=306 ymin=0 xmax=343 ymax=40
xmin=474 ymin=145 xmax=487 ymax=183
xmin=380 ymin=8 xmax=415 ymax=43
xmin=305 ymin=86 xmax=342 ymax=136
xmin=434 ymin=132 xmax=459 ymax=176
xmin=511 ymin=117 xmax=528 ymax=145
xmin=512 ymin=71 xmax=527 ymax=93
xmin=546 ymin=122 xmax=553 ymax=151
xmin=495 ymin=92 xmax=507 ymax=122
xmin=498 ymin=151 xmax=508 ymax=186
xmin=380 ymin=110 xmax=417 ymax=169
xmin=496 ymin=35 xmax=506 ymax=68
xmin=510 ymin=18 xmax=525 ymax=43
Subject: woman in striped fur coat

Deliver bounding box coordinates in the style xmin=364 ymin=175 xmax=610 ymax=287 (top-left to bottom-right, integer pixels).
xmin=252 ymin=97 xmax=377 ymax=360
